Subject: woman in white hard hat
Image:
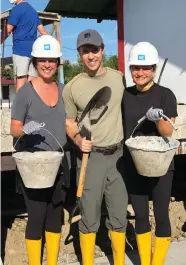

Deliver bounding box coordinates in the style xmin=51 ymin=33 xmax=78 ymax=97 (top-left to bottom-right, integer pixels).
xmin=10 ymin=35 xmax=69 ymax=265
xmin=122 ymin=42 xmax=177 ymax=265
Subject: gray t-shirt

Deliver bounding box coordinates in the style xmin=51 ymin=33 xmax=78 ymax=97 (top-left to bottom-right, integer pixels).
xmin=11 ymin=82 xmax=67 ymax=152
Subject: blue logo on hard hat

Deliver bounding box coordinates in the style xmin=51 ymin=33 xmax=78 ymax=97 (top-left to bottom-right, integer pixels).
xmin=138 ymin=54 xmax=146 ymax=60
xmin=44 ymin=44 xmax=51 ymax=50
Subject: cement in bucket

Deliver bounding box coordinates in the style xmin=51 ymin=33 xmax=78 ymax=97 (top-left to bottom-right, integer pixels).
xmin=125 ymin=136 xmax=180 ymax=177
xmin=12 ymin=128 xmax=64 ymax=189
xmin=13 ymin=151 xmax=63 ymax=188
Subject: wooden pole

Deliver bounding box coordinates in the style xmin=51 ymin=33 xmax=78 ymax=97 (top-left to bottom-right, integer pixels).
xmin=2 ymin=19 xmax=7 ymax=69
xmin=55 ymin=20 xmax=64 ymax=84
xmin=49 ymin=23 xmax=56 ymax=36
xmin=117 ymin=0 xmax=125 ymax=74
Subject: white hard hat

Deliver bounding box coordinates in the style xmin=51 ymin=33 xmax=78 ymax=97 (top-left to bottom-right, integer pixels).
xmin=129 ymin=42 xmax=159 ymax=66
xmin=31 ymin=35 xmax=62 ymax=58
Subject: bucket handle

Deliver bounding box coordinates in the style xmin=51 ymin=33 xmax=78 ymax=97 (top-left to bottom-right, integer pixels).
xmin=12 ymin=128 xmax=64 ymax=154
xmin=130 ymin=117 xmax=146 ymax=138
xmin=130 ymin=112 xmax=177 ymax=139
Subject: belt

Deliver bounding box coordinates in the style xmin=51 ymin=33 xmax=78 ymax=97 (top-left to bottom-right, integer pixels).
xmin=92 ymin=140 xmax=123 ymax=155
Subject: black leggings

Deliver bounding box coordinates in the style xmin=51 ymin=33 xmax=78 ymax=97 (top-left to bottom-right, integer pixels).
xmin=129 ymin=171 xmax=173 ymax=237
xmin=20 ymin=175 xmax=64 ymax=240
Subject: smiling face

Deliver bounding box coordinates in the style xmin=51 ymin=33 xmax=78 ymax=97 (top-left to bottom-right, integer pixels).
xmin=130 ymin=65 xmax=155 ymax=87
xmin=35 ymin=58 xmax=58 ymax=81
xmin=78 ymin=44 xmax=104 ymax=75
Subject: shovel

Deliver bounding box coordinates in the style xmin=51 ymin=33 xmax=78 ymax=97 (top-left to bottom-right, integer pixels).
xmin=65 ymin=123 xmax=91 ymax=245
xmin=68 ymin=124 xmax=91 ymax=225
xmin=78 ymin=85 xmax=111 ymax=125
xmin=68 ymin=86 xmax=111 ymax=225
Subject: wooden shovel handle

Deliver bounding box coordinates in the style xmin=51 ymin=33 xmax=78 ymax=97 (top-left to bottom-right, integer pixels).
xmin=77 ymin=153 xmax=89 ymax=197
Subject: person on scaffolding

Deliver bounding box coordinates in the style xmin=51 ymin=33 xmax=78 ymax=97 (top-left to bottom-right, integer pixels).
xmin=62 ymin=29 xmax=128 ymax=265
xmin=1 ymin=0 xmax=47 ymax=91
xmin=122 ymin=42 xmax=178 ymax=265
xmin=10 ymin=35 xmax=69 ymax=265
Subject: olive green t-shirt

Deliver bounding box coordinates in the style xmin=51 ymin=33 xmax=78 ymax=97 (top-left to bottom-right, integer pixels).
xmin=62 ymin=67 xmax=125 ymax=147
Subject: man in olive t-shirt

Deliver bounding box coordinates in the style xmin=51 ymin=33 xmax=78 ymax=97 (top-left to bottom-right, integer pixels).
xmin=62 ymin=29 xmax=128 ymax=265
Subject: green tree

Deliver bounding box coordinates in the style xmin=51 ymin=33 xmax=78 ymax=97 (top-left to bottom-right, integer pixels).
xmin=63 ymin=59 xmax=83 ymax=84
xmin=105 ymin=55 xmax=118 ymax=70
xmin=1 ymin=66 xmax=14 ymax=80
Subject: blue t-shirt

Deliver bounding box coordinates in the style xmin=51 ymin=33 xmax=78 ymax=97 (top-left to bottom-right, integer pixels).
xmin=8 ymin=2 xmax=41 ymax=57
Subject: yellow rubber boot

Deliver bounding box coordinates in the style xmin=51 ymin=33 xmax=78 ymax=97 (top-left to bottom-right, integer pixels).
xmin=109 ymin=231 xmax=126 ymax=265
xmin=152 ymin=236 xmax=171 ymax=265
xmin=136 ymin=232 xmax=152 ymax=265
xmin=25 ymin=239 xmax=41 ymax=265
xmin=45 ymin=231 xmax=61 ymax=265
xmin=79 ymin=232 xmax=96 ymax=265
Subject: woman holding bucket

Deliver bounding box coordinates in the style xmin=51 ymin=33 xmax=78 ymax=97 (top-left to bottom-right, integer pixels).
xmin=10 ymin=35 xmax=68 ymax=265
xmin=122 ymin=42 xmax=177 ymax=265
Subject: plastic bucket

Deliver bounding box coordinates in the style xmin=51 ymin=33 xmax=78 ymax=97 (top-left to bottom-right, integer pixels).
xmin=12 ymin=128 xmax=64 ymax=188
xmin=125 ymin=136 xmax=180 ymax=177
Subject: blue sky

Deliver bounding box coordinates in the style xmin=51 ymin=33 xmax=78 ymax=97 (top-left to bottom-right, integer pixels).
xmin=1 ymin=0 xmax=117 ymax=62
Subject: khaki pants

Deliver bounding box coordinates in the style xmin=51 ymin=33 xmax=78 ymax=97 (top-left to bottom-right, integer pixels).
xmin=76 ymin=147 xmax=128 ymax=233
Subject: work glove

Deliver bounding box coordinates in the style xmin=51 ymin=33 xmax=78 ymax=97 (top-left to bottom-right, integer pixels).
xmin=23 ymin=121 xmax=45 ymax=135
xmin=146 ymin=107 xmax=163 ymax=122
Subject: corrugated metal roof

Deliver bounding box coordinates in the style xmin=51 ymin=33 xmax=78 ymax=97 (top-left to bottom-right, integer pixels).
xmin=45 ymin=0 xmax=117 ymax=21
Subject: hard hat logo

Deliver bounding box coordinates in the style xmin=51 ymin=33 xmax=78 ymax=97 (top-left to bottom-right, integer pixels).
xmin=138 ymin=55 xmax=146 ymax=61
xmin=44 ymin=44 xmax=51 ymax=50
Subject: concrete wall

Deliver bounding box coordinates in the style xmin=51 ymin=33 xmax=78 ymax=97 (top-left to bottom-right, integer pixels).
xmin=172 ymin=105 xmax=186 ymax=140
xmin=9 ymin=85 xmax=16 ymax=105
xmin=1 ymin=85 xmax=16 ymax=108
xmin=1 ymin=109 xmax=13 ymax=153
xmin=124 ymin=0 xmax=186 ymax=104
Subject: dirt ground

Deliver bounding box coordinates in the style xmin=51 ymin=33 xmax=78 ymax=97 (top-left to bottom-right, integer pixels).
xmin=1 ymin=155 xmax=186 ymax=265
xmin=1 ymin=200 xmax=186 ymax=265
